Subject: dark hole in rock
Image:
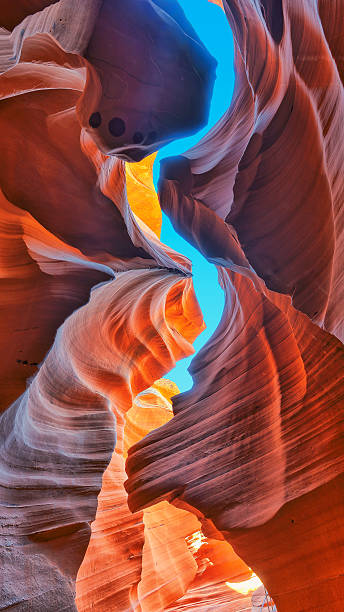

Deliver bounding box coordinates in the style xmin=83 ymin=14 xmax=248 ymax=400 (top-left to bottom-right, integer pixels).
xmin=89 ymin=112 xmax=102 ymax=128
xmin=108 ymin=117 xmax=126 ymax=137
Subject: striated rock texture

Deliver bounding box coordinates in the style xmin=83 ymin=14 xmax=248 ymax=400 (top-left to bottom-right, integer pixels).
xmin=0 ymin=1 xmax=344 ymax=611
xmin=0 ymin=0 xmax=216 ymax=158
xmin=0 ymin=2 xmax=215 ymax=608
xmin=76 ymin=379 xmax=252 ymax=612
xmin=0 ymin=1 xmax=59 ymax=31
xmin=126 ymin=1 xmax=344 ymax=611
xmin=0 ymin=32 xmax=199 ymax=412
xmin=0 ymin=268 xmax=205 ymax=610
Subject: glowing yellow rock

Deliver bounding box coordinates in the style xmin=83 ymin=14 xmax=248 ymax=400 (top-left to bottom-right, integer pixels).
xmin=125 ymin=152 xmax=162 ymax=238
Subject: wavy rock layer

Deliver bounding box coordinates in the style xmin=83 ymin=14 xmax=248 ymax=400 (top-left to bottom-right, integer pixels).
xmin=0 ymin=31 xmax=199 ymax=412
xmin=184 ymin=0 xmax=344 ymax=343
xmin=126 ymin=1 xmax=344 ymax=609
xmin=1 ymin=1 xmax=344 ymax=611
xmin=77 ymin=379 xmax=252 ymax=612
xmin=0 ymin=7 xmax=212 ymax=607
xmin=128 ymin=174 xmax=344 ymax=608
xmin=0 ymin=268 xmax=203 ymax=610
xmin=0 ymin=0 xmax=216 ymax=159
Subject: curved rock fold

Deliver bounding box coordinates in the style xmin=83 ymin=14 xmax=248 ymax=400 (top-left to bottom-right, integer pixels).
xmin=0 ymin=1 xmax=344 ymax=611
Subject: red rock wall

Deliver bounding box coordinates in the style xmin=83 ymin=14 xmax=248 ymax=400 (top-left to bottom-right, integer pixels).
xmin=76 ymin=379 xmax=253 ymax=611
xmin=0 ymin=1 xmax=343 ymax=611
xmin=0 ymin=10 xmax=210 ymax=607
xmin=126 ymin=1 xmax=344 ymax=609
xmin=0 ymin=1 xmax=59 ymax=31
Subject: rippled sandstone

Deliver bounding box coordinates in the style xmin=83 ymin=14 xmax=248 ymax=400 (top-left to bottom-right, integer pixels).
xmin=0 ymin=1 xmax=343 ymax=611
xmin=0 ymin=2 xmax=215 ymax=609
xmin=127 ymin=1 xmax=344 ymax=610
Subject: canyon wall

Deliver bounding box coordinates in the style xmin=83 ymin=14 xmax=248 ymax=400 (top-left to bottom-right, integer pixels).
xmin=0 ymin=1 xmax=343 ymax=611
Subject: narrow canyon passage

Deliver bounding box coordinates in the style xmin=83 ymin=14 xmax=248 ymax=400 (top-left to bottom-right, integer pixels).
xmin=125 ymin=1 xmax=277 ymax=608
xmin=1 ymin=1 xmax=343 ymax=610
xmin=154 ymin=0 xmax=233 ymax=390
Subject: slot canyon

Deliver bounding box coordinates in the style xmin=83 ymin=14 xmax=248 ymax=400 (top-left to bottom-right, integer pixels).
xmin=0 ymin=1 xmax=343 ymax=611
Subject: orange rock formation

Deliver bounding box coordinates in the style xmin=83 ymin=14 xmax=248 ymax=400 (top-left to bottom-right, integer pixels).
xmin=0 ymin=1 xmax=343 ymax=611
xmin=126 ymin=2 xmax=344 ymax=609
